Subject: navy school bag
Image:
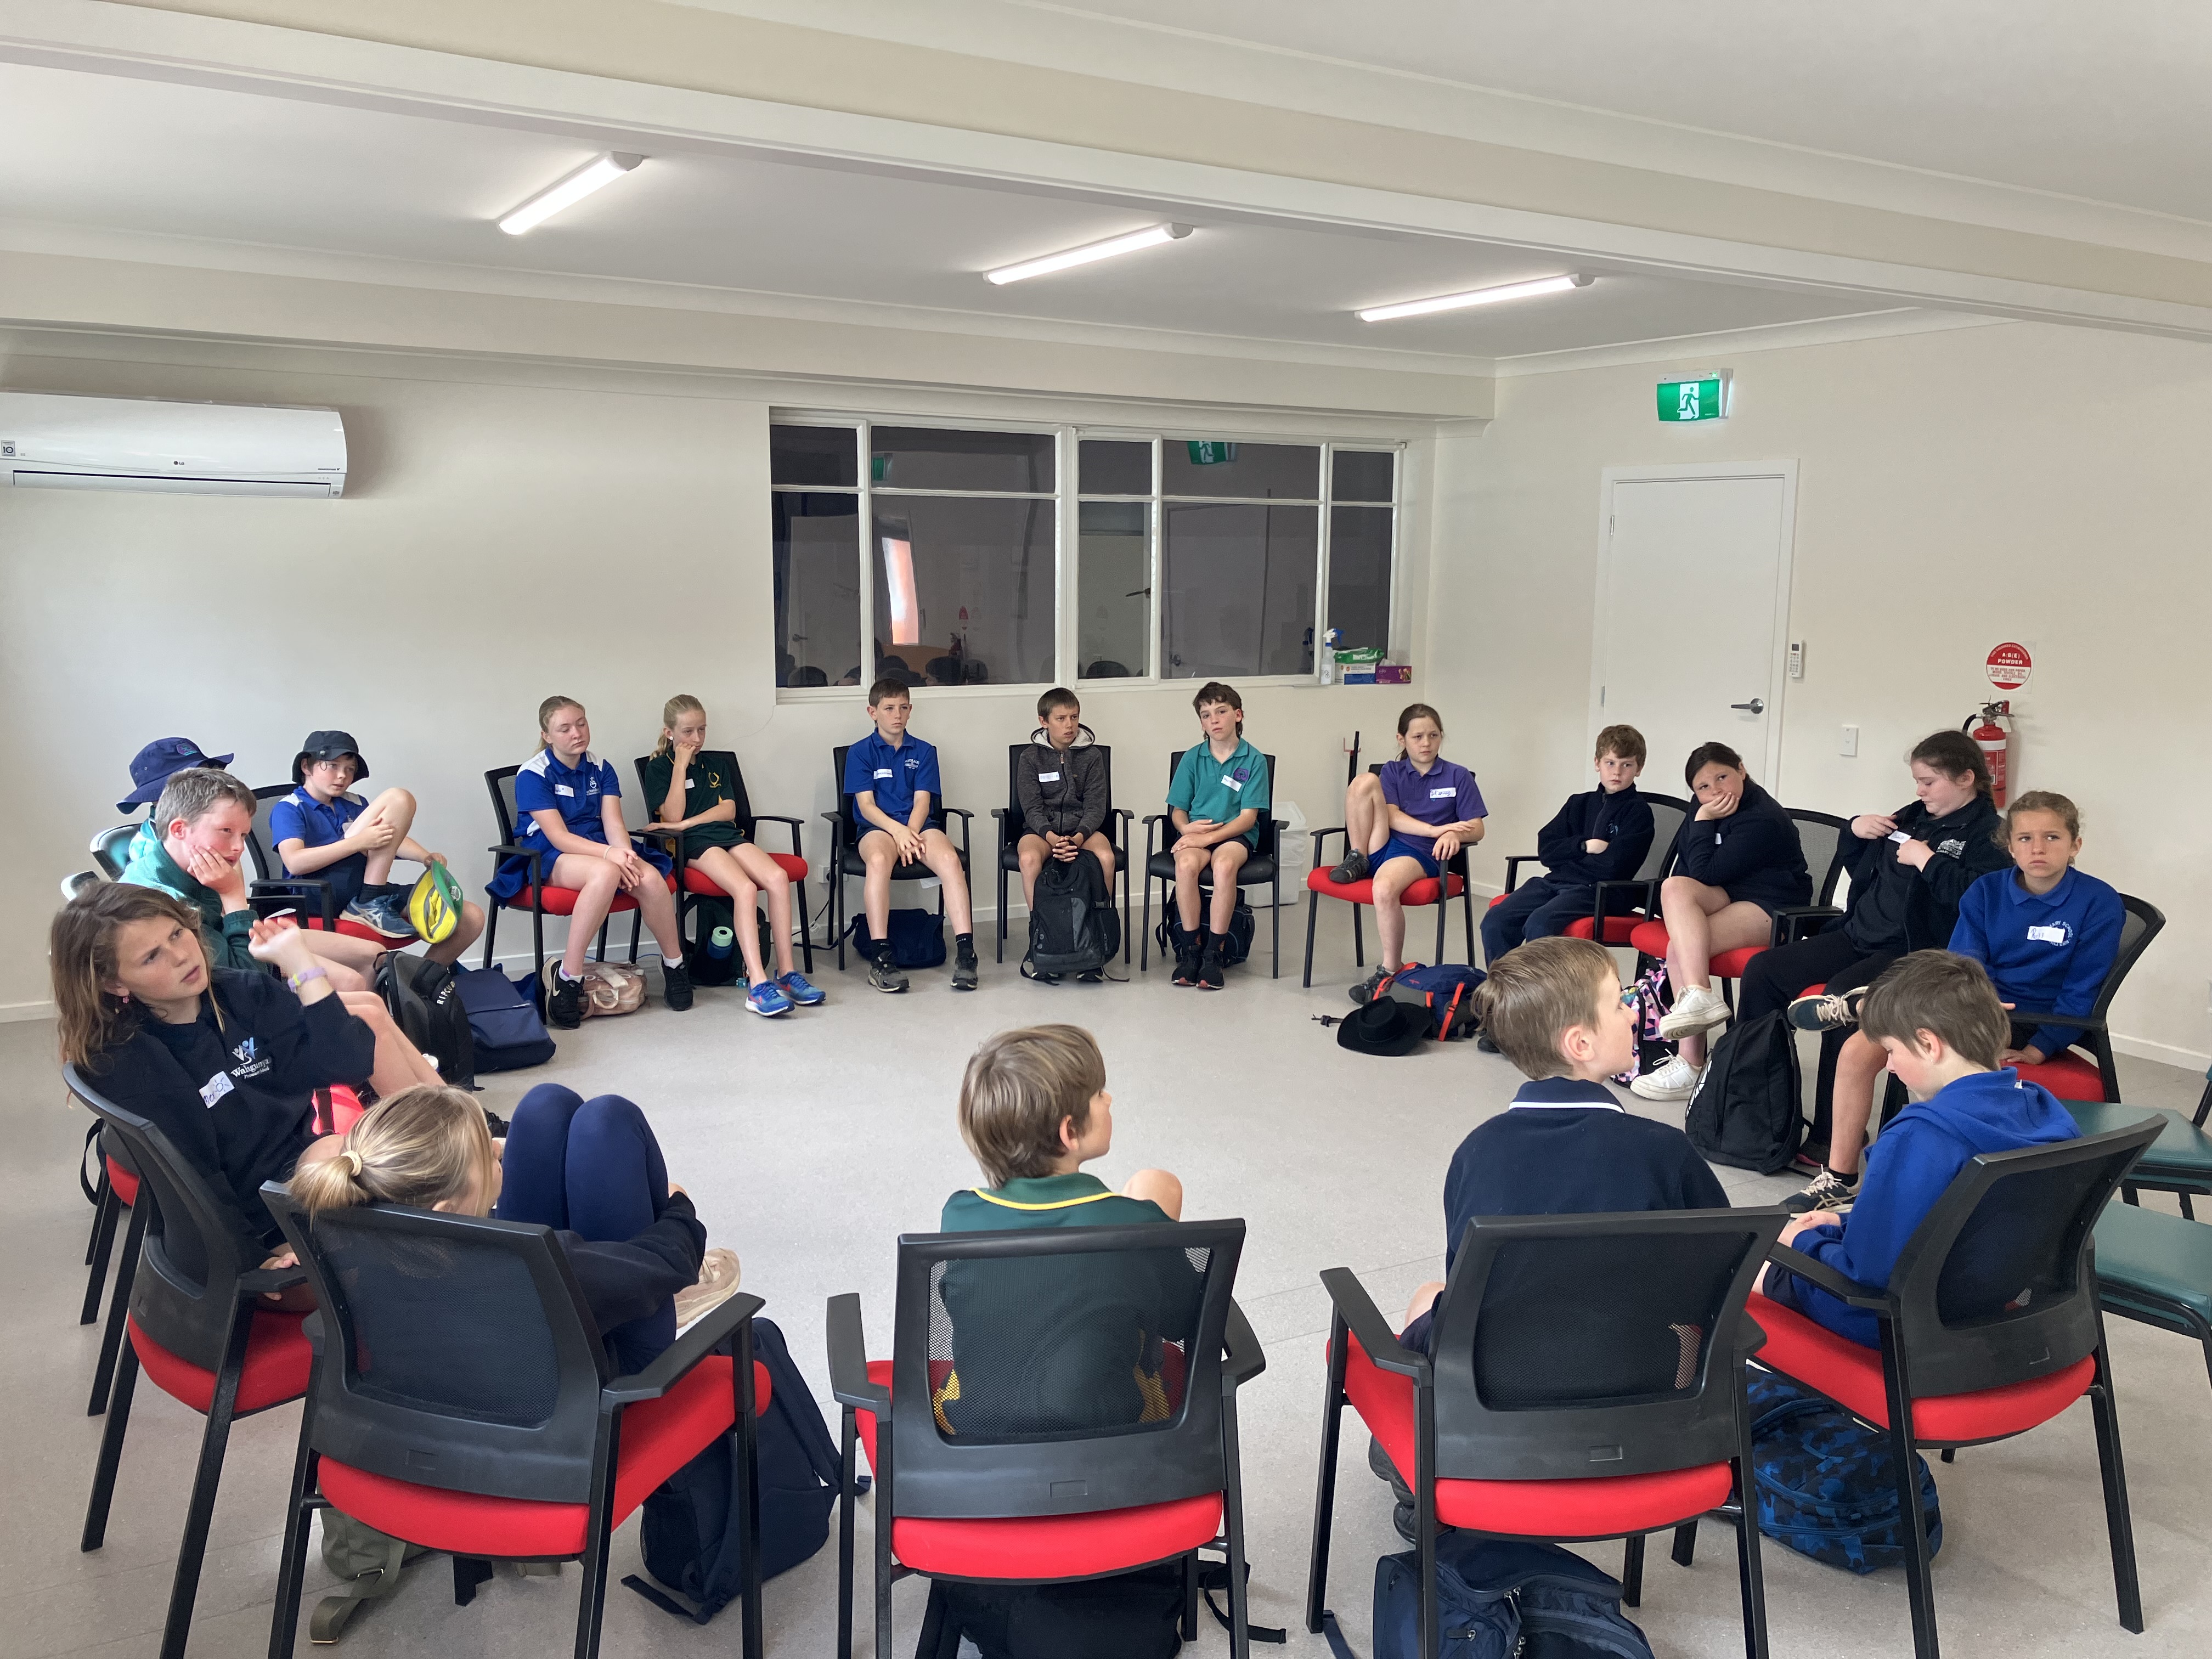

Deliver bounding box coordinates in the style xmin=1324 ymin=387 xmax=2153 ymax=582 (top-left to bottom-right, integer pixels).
xmin=447 ymin=965 xmax=556 ymax=1072
xmin=1322 ymin=1534 xmax=1654 ymax=1659
xmin=1380 ymin=964 xmax=1485 ymax=1041
xmin=1747 ymin=1368 xmax=1942 ymax=1573
xmin=624 ymin=1317 xmax=854 ymax=1622
xmin=847 ymin=906 xmax=947 ymax=968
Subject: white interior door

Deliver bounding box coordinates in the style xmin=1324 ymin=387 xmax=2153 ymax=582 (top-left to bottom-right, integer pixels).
xmin=1592 ymin=467 xmax=1796 ymax=793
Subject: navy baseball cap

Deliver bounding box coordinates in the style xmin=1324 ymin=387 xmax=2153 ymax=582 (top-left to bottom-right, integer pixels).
xmin=292 ymin=731 xmax=370 ymax=786
xmin=119 ymin=738 xmax=234 ymax=812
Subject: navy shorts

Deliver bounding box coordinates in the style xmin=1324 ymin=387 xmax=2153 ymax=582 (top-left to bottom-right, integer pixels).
xmin=1373 ymin=833 xmax=1441 ymax=879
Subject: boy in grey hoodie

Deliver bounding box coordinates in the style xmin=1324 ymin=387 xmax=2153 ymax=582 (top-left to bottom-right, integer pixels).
xmin=1015 ymin=689 xmax=1115 ymax=978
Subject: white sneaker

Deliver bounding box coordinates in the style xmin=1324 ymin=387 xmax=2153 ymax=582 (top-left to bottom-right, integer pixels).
xmin=1631 ymin=1055 xmax=1707 ymax=1102
xmin=1657 ymin=985 xmax=1731 ymax=1041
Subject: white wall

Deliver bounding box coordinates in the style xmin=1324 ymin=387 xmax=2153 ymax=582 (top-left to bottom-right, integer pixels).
xmin=1430 ymin=319 xmax=2212 ymax=1064
xmin=0 ymin=337 xmax=1431 ymax=1015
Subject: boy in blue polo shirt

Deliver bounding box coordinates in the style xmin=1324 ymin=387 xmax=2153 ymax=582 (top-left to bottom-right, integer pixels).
xmin=843 ymin=677 xmax=977 ymax=994
xmin=1165 ymin=681 xmax=1270 ymax=990
xmin=270 ymin=730 xmax=486 ymax=966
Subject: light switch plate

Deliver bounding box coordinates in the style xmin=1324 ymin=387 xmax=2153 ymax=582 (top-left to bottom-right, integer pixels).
xmin=1840 ymin=725 xmax=1859 ymax=757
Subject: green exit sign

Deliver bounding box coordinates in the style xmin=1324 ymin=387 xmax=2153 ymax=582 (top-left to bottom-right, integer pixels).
xmin=1657 ymin=372 xmax=1730 ymax=422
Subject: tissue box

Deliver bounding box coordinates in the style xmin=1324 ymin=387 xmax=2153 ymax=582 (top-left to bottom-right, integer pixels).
xmin=1341 ymin=669 xmax=1378 ymax=686
xmin=1376 ymin=663 xmax=1412 ymax=684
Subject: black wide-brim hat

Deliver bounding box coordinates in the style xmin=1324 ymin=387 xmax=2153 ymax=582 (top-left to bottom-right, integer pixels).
xmin=1337 ymin=998 xmax=1427 ymax=1057
xmin=292 ymin=730 xmax=370 ymax=786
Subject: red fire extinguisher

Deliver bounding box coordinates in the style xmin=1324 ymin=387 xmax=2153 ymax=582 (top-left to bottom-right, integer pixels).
xmin=1963 ymin=700 xmax=2014 ymax=808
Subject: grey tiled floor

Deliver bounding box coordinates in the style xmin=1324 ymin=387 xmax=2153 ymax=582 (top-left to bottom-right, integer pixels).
xmin=5 ymin=912 xmax=2209 ymax=1657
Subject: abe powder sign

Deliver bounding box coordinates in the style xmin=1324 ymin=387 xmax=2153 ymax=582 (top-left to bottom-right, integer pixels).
xmin=1985 ymin=642 xmax=2033 ymax=692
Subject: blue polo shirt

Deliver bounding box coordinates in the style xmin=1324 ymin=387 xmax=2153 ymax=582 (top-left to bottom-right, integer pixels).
xmin=1949 ymin=866 xmax=2125 ymax=1060
xmin=268 ymin=787 xmax=369 ymax=910
xmin=844 ymin=730 xmax=943 ymax=831
xmin=1166 ymin=738 xmax=1271 ymax=846
xmin=1379 ymin=757 xmax=1487 ymax=828
xmin=488 ymin=748 xmax=669 ymax=900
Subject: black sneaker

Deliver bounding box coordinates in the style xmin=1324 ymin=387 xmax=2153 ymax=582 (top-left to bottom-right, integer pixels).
xmin=1348 ymin=965 xmax=1391 ymax=1006
xmin=1327 ymin=848 xmax=1370 ymax=885
xmin=661 ymin=960 xmax=693 ymax=1012
xmin=951 ymin=943 xmax=979 ymax=991
xmin=1171 ymin=939 xmax=1202 ymax=986
xmin=1019 ymin=954 xmax=1061 ymax=985
xmin=1784 ymin=1166 xmax=1861 ymax=1216
xmin=869 ymin=949 xmax=908 ymax=994
xmin=546 ymin=973 xmax=584 ymax=1029
xmin=1788 ymin=987 xmax=1867 ymax=1032
xmin=1476 ymin=1032 xmax=1500 ymax=1054
xmin=1198 ymin=937 xmax=1226 ymax=991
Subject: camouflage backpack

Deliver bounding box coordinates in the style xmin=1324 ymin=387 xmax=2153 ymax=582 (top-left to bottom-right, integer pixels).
xmin=1747 ymin=1368 xmax=1943 ymax=1573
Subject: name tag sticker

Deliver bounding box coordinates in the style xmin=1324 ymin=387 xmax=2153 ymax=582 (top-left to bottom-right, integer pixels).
xmin=199 ymin=1071 xmax=235 ymax=1108
xmin=1429 ymin=786 xmax=1457 ymax=799
xmin=1887 ymin=830 xmax=1911 ymax=843
xmin=554 ymin=783 xmax=574 ymax=797
xmin=684 ymin=777 xmax=696 ymax=789
xmin=1223 ymin=777 xmax=1243 ymax=792
xmin=874 ymin=768 xmax=894 ymax=780
xmin=2027 ymin=924 xmax=2069 ymax=945
xmin=1036 ymin=771 xmax=1060 ymax=782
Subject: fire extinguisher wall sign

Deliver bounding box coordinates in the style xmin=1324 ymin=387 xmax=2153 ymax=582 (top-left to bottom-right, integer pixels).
xmin=1985 ymin=641 xmax=2033 ymax=692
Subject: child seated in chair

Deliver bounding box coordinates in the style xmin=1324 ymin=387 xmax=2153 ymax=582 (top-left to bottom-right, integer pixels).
xmin=271 ymin=730 xmax=485 ymax=966
xmin=1015 ymin=686 xmax=1115 ymax=981
xmin=938 ymin=1025 xmax=1199 ymax=1435
xmin=845 ymin=677 xmax=977 ymax=994
xmin=1761 ymin=950 xmax=2080 ymax=1348
xmin=1480 ymin=723 xmax=1652 ymax=966
xmin=1166 ymin=681 xmax=1270 ymax=991
xmin=1400 ymin=936 xmax=1728 ymax=1354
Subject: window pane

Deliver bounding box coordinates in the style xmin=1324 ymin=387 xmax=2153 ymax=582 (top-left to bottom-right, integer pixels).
xmin=773 ymin=492 xmax=861 ymax=686
xmin=1332 ymin=449 xmax=1395 ymax=504
xmin=871 ymin=497 xmax=1056 ymax=687
xmin=1078 ymin=501 xmax=1148 ymax=679
xmin=1161 ymin=441 xmax=1318 ymax=500
xmin=1329 ymin=506 xmax=1393 ymax=653
xmin=771 ymin=424 xmax=857 ymax=488
xmin=870 ymin=427 xmax=1053 ymax=493
xmin=1161 ymin=502 xmax=1317 ymax=678
xmin=1080 ymin=439 xmax=1151 ymax=496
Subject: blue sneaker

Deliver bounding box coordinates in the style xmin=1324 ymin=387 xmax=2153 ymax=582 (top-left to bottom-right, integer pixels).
xmin=745 ymin=979 xmax=794 ymax=1018
xmin=776 ymin=970 xmax=825 ymax=1006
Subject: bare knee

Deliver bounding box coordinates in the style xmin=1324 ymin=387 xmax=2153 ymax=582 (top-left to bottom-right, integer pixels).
xmin=1404 ymin=1281 xmax=1444 ymax=1328
xmin=1124 ymin=1167 xmax=1183 ymax=1220
xmin=1348 ymin=773 xmax=1384 ymax=809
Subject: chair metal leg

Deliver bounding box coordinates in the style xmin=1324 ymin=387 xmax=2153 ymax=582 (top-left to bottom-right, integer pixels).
xmin=268 ymin=1442 xmax=320 ymax=1659
xmin=837 ymin=1410 xmax=857 ymax=1659
xmin=1141 ymin=869 xmax=1154 ymax=972
xmin=1221 ymin=1393 xmax=1253 ymax=1659
xmin=2087 ymin=1341 xmax=2145 ymax=1634
xmin=573 ymin=1413 xmax=624 ymax=1659
xmin=1352 ymin=901 xmax=1364 ymax=968
xmin=628 ymin=910 xmax=642 ymax=965
xmin=453 ymin=1555 xmax=494 ymax=1605
xmin=734 ymin=1325 xmax=765 ymax=1659
xmin=88 ymin=1197 xmax=145 ymax=1415
xmin=1434 ymin=895 xmax=1447 ymax=965
xmin=481 ymin=902 xmax=499 ymax=970
xmin=796 ymin=877 xmax=815 ymax=975
xmin=82 ymin=1334 xmax=139 ymax=1550
xmin=1271 ymin=873 xmax=1280 ymax=978
xmin=1939 ymin=1446 xmax=1955 ymax=1464
xmin=873 ymin=1504 xmax=896 ymax=1659
xmin=1305 ymin=1310 xmax=1349 ymax=1633
xmin=81 ymin=1176 xmax=118 ymax=1323
xmin=1415 ymin=1383 xmax=1440 ymax=1659
xmin=1877 ymin=1325 xmax=1940 ymax=1659
xmin=159 ymin=1297 xmax=258 ymax=1659
xmin=1182 ymin=1551 xmax=1199 ymax=1641
xmin=1671 ymin=1520 xmax=1698 ymax=1567
xmin=1621 ymin=1533 xmax=1644 ymax=1606
xmin=995 ymin=857 xmax=1007 ymax=963
xmin=1462 ymin=885 xmax=1477 ymax=965
xmin=1734 ymin=1462 xmax=1771 ymax=1659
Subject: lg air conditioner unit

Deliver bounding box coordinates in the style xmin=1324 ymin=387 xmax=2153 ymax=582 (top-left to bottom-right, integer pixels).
xmin=0 ymin=392 xmax=346 ymax=496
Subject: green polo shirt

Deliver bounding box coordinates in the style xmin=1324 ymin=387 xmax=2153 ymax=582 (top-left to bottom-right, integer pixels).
xmin=935 ymin=1172 xmax=1200 ymax=1437
xmin=1166 ymin=738 xmax=1270 ymax=846
xmin=640 ymin=748 xmax=746 ymax=856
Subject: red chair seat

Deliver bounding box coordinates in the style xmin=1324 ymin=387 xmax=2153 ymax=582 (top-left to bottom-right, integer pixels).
xmin=1746 ymin=1291 xmax=2094 ymax=1442
xmin=105 ymin=1155 xmax=139 ymax=1208
xmin=2011 ymin=1052 xmax=2103 ymax=1102
xmin=1563 ymin=914 xmax=1646 ymax=946
xmin=1627 ymin=921 xmax=1762 ymax=979
xmin=128 ymin=1309 xmax=312 ymax=1417
xmin=1307 ymin=869 xmax=1465 ymax=909
xmin=1709 ymin=946 xmax=1765 ymax=978
xmin=680 ymin=852 xmax=808 ymax=896
xmin=850 ymin=1360 xmax=1224 ymax=1578
xmin=499 ymin=879 xmax=666 ymax=916
xmin=1628 ymin=920 xmax=1670 ymax=958
xmin=1334 ymin=1334 xmax=1732 ymax=1536
xmin=302 ymin=915 xmax=413 ymax=946
xmin=318 ymin=1356 xmax=768 ymax=1559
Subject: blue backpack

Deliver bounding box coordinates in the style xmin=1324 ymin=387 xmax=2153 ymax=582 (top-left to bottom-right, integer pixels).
xmin=848 ymin=906 xmax=947 ymax=968
xmin=1325 ymin=1535 xmax=1654 ymax=1659
xmin=1747 ymin=1368 xmax=1943 ymax=1573
xmin=448 ymin=965 xmax=555 ymax=1071
xmin=1381 ymin=964 xmax=1485 ymax=1041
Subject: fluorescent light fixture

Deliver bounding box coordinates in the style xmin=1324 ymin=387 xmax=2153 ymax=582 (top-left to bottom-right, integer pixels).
xmin=1357 ymin=273 xmax=1592 ymax=322
xmin=988 ymin=223 xmax=1192 ymax=285
xmin=498 ymin=153 xmax=644 ymax=235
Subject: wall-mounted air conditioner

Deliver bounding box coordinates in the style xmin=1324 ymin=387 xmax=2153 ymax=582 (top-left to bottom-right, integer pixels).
xmin=0 ymin=392 xmax=347 ymax=496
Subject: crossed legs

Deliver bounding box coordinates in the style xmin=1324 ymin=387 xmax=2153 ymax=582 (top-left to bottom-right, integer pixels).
xmin=1657 ymin=877 xmax=1770 ymax=1067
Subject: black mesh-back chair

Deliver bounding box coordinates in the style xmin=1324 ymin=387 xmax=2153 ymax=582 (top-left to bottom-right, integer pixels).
xmin=1628 ymin=806 xmax=1852 ymax=999
xmin=481 ymin=765 xmax=656 ymax=994
xmin=2008 ymin=893 xmax=2165 ymax=1106
xmin=244 ymin=782 xmax=410 ymax=943
xmin=989 ymin=739 xmax=1132 ymax=964
xmin=1303 ymin=763 xmax=1480 ymax=987
xmin=91 ymin=822 xmax=139 ymax=879
xmin=632 ymin=751 xmax=814 ymax=977
xmin=1751 ymin=1118 xmax=2163 ymax=1659
xmin=1140 ymin=751 xmax=1283 ymax=977
xmin=1308 ymin=1207 xmax=1788 ymax=1659
xmin=822 ymin=745 xmax=973 ymax=971
xmin=1493 ymin=792 xmax=1690 ymax=949
xmin=61 ymin=868 xmax=101 ymax=901
xmin=259 ymin=1186 xmax=768 ymax=1659
xmin=66 ymin=1067 xmax=315 ymax=1659
xmin=827 ymin=1221 xmax=1265 ymax=1659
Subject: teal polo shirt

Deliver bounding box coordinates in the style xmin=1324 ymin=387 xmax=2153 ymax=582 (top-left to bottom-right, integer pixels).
xmin=1166 ymin=738 xmax=1271 ymax=846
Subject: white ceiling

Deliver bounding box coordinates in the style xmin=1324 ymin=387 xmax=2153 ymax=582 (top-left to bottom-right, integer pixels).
xmin=0 ymin=58 xmax=1906 ymax=367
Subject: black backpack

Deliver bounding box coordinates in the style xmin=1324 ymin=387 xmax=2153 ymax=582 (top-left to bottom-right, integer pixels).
xmin=1028 ymin=852 xmax=1121 ymax=976
xmin=447 ymin=965 xmax=556 ymax=1072
xmin=686 ymin=892 xmax=775 ymax=989
xmin=624 ymin=1317 xmax=850 ymax=1623
xmin=374 ymin=954 xmax=475 ymax=1088
xmin=1155 ymin=898 xmax=1257 ymax=968
xmin=918 ymin=1561 xmax=1188 ymax=1659
xmin=1684 ymin=1010 xmax=1804 ymax=1175
xmin=847 ymin=907 xmax=947 ymax=968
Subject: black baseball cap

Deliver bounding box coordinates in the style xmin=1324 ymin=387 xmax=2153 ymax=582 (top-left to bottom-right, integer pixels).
xmin=292 ymin=731 xmax=370 ymax=786
xmin=119 ymin=738 xmax=235 ymax=812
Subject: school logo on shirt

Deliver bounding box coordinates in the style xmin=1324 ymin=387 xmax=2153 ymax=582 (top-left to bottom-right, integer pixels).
xmin=1937 ymin=839 xmax=1965 ymax=857
xmin=229 ymin=1036 xmax=272 ymax=1080
xmin=905 ymin=755 xmax=920 ymax=770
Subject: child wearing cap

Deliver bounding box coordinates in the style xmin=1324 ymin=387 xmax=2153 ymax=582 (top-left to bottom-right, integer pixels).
xmin=843 ymin=677 xmax=978 ymax=994
xmin=270 ymin=730 xmax=486 ymax=966
xmin=116 ymin=737 xmax=236 ymax=819
xmin=1165 ymin=681 xmax=1271 ymax=990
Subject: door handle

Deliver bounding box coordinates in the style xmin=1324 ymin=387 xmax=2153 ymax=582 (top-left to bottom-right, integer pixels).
xmin=1731 ymin=698 xmax=1765 ymax=714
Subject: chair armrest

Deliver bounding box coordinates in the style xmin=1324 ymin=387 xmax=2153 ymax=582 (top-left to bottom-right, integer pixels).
xmin=751 ymin=814 xmax=805 ymax=830
xmin=238 ymin=1265 xmax=308 ymax=1297
xmin=1590 ymin=878 xmax=1656 ymax=924
xmin=1501 ymin=855 xmax=1544 ymax=894
xmin=943 ymin=806 xmax=973 ymax=824
xmin=827 ymin=1293 xmax=889 ymax=1412
xmin=1307 ymin=825 xmax=1347 ymax=871
xmin=250 ymin=877 xmax=336 ymax=930
xmin=1769 ymin=905 xmax=1842 ymax=947
xmin=603 ymin=1291 xmax=765 ymax=1404
xmin=1764 ymin=1244 xmax=1894 ymax=1311
xmin=1221 ymin=1299 xmax=1266 ymax=1390
xmin=636 ymin=823 xmax=681 ymax=842
xmin=488 ymin=843 xmax=545 ymax=884
xmin=1318 ymin=1267 xmax=1428 ymax=1380
xmin=1998 ymin=1007 xmax=2107 ymax=1035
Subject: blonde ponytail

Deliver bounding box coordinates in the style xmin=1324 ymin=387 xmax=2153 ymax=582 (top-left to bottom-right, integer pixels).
xmin=290 ymin=1085 xmax=495 ymax=1217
